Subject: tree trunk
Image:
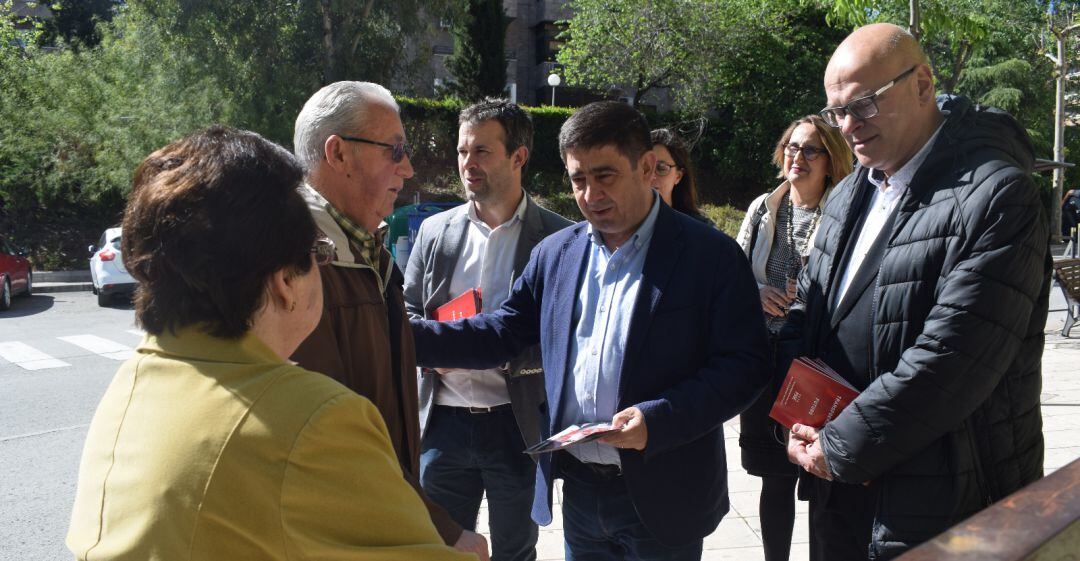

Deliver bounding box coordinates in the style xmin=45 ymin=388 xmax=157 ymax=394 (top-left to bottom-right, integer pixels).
xmin=942 ymin=41 xmax=972 ymax=94
xmin=909 ymin=0 xmax=921 ymax=42
xmin=319 ymin=0 xmax=338 ymax=84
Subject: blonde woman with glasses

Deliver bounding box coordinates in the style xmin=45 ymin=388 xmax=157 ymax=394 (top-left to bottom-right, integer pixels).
xmin=734 ymin=114 xmax=852 ymax=561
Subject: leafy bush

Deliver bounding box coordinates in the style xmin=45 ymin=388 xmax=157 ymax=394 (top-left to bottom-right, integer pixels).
xmin=701 ymin=204 xmax=747 ymax=238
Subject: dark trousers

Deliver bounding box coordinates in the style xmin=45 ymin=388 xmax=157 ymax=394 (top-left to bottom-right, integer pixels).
xmin=807 ymin=476 xmax=876 ymax=561
xmin=560 ymin=454 xmax=703 ymax=561
xmin=420 ymin=405 xmax=538 ymax=561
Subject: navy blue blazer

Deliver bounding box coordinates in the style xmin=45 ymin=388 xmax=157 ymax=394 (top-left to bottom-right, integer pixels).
xmin=411 ymin=201 xmax=770 ymax=545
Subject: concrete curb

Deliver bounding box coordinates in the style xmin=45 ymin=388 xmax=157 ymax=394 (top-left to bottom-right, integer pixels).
xmin=34 ymin=270 xmax=91 ymax=283
xmin=34 ymin=282 xmax=93 ymax=294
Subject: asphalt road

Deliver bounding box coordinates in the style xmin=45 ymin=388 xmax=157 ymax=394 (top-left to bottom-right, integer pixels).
xmin=0 ymin=291 xmax=139 ymax=561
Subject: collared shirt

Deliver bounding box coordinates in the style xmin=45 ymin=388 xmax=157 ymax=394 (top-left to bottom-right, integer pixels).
xmin=560 ymin=195 xmax=661 ymax=467
xmin=326 ymin=203 xmax=392 ymax=295
xmin=834 ymin=122 xmax=945 ymax=307
xmin=436 ymin=194 xmax=528 ymax=408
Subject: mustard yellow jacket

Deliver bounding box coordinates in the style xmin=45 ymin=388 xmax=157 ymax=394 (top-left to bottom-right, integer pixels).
xmin=67 ymin=326 xmax=473 ymax=561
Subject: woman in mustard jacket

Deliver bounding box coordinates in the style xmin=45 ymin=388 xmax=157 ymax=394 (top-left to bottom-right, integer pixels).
xmin=67 ymin=126 xmax=474 ymax=561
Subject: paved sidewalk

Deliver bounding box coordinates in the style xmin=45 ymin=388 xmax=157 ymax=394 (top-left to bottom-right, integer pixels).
xmin=475 ymin=281 xmax=1080 ymax=561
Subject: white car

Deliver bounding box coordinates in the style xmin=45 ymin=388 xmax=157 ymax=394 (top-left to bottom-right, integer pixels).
xmin=89 ymin=227 xmax=137 ymax=306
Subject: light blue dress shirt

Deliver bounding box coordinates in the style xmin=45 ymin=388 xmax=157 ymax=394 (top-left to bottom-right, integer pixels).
xmin=560 ymin=195 xmax=661 ymax=466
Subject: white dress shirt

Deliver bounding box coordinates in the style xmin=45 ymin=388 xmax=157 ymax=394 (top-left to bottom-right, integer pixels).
xmin=434 ymin=194 xmax=528 ymax=408
xmin=834 ymin=122 xmax=945 ymax=307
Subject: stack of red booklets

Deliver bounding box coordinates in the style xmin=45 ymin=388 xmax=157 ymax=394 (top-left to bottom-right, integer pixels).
xmin=769 ymin=357 xmax=860 ymax=429
xmin=432 ymin=288 xmax=483 ymax=321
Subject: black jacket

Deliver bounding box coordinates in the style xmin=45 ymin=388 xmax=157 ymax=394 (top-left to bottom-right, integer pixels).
xmin=781 ymin=95 xmax=1050 ymax=559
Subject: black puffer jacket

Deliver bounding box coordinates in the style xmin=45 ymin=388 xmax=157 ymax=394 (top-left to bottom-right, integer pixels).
xmin=782 ymin=95 xmax=1050 ymax=559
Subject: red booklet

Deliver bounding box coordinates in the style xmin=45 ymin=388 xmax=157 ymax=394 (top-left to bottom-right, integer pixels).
xmin=768 ymin=357 xmax=860 ymax=429
xmin=432 ymin=288 xmax=483 ymax=321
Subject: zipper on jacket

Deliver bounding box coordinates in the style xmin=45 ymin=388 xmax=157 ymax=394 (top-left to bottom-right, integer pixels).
xmin=868 ymin=259 xmax=885 ymax=380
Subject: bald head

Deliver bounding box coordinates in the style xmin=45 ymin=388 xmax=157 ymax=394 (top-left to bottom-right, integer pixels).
xmin=826 ymin=23 xmax=927 ymax=92
xmin=822 ymin=23 xmax=942 ymax=176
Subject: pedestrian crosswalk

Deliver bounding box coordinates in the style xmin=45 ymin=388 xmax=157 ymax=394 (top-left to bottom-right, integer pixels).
xmin=0 ymin=341 xmax=72 ymax=370
xmin=0 ymin=331 xmax=145 ymax=371
xmin=57 ymin=335 xmax=135 ymax=361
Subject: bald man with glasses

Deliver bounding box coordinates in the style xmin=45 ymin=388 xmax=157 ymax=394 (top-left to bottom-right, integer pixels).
xmin=779 ymin=24 xmax=1049 ymax=560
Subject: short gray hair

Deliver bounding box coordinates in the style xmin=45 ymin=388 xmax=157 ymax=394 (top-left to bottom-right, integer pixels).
xmin=292 ymin=81 xmax=399 ymax=172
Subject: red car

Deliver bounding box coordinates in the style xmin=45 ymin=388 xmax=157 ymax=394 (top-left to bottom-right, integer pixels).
xmin=0 ymin=237 xmax=32 ymax=311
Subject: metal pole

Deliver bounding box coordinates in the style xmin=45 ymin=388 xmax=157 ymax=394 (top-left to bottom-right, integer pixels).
xmin=1054 ymin=31 xmax=1067 ymax=240
xmin=551 ymin=86 xmax=556 ymax=106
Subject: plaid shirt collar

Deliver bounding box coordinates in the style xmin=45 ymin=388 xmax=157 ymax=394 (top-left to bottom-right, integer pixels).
xmin=325 ymin=204 xmax=379 ymax=266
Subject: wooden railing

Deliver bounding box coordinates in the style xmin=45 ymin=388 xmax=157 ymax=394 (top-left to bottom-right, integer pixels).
xmin=897 ymin=457 xmax=1080 ymax=560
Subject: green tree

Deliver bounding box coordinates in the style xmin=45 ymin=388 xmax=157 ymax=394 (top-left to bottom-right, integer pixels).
xmin=445 ymin=0 xmax=508 ymax=100
xmin=129 ymin=0 xmax=453 ymax=143
xmin=555 ymin=0 xmax=847 ymax=204
xmin=823 ymin=0 xmax=1044 ymax=94
xmin=39 ymin=0 xmax=118 ymax=49
xmin=556 ymin=0 xmax=778 ymax=112
xmin=0 ymin=7 xmax=236 ymax=267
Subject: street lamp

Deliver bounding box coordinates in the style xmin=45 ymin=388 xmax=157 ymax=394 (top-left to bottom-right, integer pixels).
xmin=547 ymin=73 xmax=561 ymax=106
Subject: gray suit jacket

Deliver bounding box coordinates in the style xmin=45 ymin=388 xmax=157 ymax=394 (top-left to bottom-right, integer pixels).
xmin=403 ymin=193 xmax=572 ymax=447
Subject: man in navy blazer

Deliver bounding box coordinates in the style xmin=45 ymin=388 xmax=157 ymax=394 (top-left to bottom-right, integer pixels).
xmin=411 ymin=101 xmax=770 ymax=560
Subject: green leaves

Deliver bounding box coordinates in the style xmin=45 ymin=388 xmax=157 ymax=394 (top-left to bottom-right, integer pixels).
xmin=557 ymin=0 xmax=771 ymax=112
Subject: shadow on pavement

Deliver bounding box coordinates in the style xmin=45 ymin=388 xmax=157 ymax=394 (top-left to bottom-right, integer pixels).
xmin=99 ymin=296 xmax=135 ymax=310
xmin=0 ymin=294 xmax=55 ymax=318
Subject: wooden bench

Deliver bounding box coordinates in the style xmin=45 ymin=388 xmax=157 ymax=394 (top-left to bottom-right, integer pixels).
xmin=1053 ymin=257 xmax=1080 ymax=337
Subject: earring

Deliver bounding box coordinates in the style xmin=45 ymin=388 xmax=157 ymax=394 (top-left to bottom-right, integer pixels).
xmin=289 ymin=301 xmax=296 ymax=313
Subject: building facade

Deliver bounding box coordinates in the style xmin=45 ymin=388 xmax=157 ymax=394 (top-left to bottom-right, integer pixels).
xmin=421 ymin=0 xmax=572 ymax=106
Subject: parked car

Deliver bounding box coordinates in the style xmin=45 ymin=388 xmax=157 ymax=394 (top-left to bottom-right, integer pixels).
xmin=89 ymin=227 xmax=137 ymax=306
xmin=0 ymin=236 xmax=32 ymax=311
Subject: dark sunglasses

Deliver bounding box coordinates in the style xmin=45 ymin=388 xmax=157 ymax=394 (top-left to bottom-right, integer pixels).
xmin=310 ymin=237 xmax=336 ymax=266
xmin=339 ymin=135 xmax=413 ymax=163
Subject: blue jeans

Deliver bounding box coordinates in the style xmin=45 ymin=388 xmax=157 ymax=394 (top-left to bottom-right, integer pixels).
xmin=561 ymin=456 xmax=703 ymax=561
xmin=420 ymin=405 xmax=538 ymax=561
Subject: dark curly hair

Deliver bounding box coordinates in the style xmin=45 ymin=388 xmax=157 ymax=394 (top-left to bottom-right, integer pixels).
xmin=122 ymin=125 xmax=317 ymax=338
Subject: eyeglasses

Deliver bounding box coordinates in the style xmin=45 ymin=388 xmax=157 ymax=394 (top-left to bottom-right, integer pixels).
xmin=655 ymin=161 xmax=680 ymax=177
xmin=819 ymin=66 xmax=917 ymax=128
xmin=339 ymin=135 xmax=413 ymax=163
xmin=310 ymin=237 xmax=336 ymax=266
xmin=784 ymin=143 xmax=829 ymax=162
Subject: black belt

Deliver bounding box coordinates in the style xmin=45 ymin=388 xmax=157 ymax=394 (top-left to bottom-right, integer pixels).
xmin=438 ymin=403 xmax=513 ymax=415
xmin=560 ymin=452 xmax=622 ymax=482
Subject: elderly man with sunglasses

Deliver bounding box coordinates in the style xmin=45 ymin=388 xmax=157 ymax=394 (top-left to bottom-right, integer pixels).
xmin=778 ymin=24 xmax=1049 ymax=560
xmin=288 ymin=81 xmax=490 ymax=560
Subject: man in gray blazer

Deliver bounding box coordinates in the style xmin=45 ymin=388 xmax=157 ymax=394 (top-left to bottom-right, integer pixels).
xmin=404 ymin=98 xmax=571 ymax=561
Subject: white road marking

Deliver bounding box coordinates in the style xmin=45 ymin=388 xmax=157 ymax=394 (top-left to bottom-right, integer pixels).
xmin=57 ymin=335 xmax=134 ymax=361
xmin=126 ymin=329 xmax=144 ymax=337
xmin=0 ymin=341 xmax=71 ymax=370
